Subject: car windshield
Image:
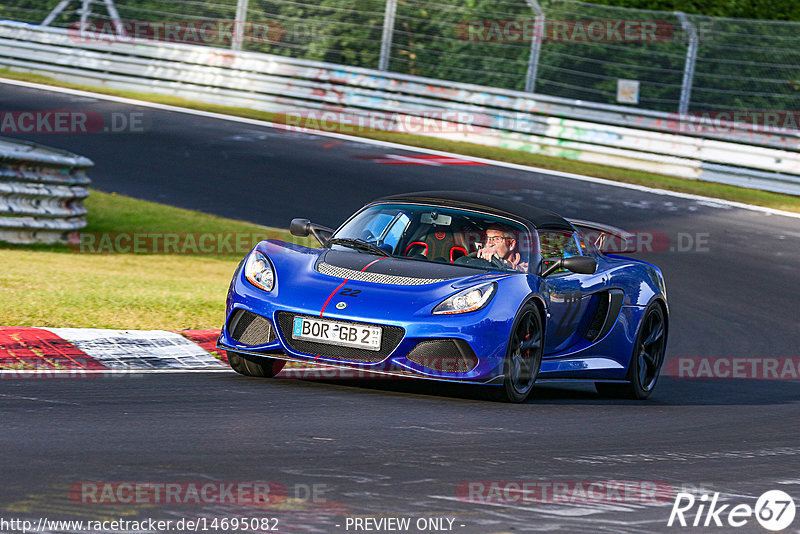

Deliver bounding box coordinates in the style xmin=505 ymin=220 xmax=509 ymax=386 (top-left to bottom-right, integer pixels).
xmin=331 ymin=203 xmax=533 ymax=273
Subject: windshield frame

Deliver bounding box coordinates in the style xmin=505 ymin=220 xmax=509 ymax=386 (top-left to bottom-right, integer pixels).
xmin=330 ymin=200 xmax=539 ymax=274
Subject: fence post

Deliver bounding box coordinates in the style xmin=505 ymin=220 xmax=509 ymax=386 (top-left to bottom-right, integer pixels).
xmin=525 ymin=0 xmax=545 ymax=93
xmin=102 ymin=0 xmax=128 ymax=37
xmin=232 ymin=0 xmax=249 ymax=51
xmin=41 ymin=0 xmax=71 ymax=27
xmin=675 ymin=11 xmax=698 ymax=114
xmin=42 ymin=0 xmax=127 ymax=37
xmin=378 ymin=0 xmax=397 ymax=71
xmin=79 ymin=0 xmax=91 ymax=26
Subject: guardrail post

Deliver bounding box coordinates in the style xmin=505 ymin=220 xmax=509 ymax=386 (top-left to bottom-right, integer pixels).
xmin=676 ymin=11 xmax=698 ymax=115
xmin=378 ymin=0 xmax=397 ymax=71
xmin=525 ymin=0 xmax=545 ymax=93
xmin=232 ymin=0 xmax=250 ymax=51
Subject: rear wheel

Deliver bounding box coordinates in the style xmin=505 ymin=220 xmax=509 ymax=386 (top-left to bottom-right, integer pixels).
xmin=227 ymin=351 xmax=286 ymax=378
xmin=492 ymin=303 xmax=544 ymax=403
xmin=596 ymin=301 xmax=666 ymax=399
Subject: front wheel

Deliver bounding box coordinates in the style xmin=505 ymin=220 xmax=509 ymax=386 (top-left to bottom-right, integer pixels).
xmin=493 ymin=303 xmax=544 ymax=403
xmin=596 ymin=301 xmax=667 ymax=399
xmin=227 ymin=351 xmax=286 ymax=378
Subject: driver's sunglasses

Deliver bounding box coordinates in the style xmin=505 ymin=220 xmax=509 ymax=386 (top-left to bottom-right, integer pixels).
xmin=486 ymin=235 xmax=512 ymax=243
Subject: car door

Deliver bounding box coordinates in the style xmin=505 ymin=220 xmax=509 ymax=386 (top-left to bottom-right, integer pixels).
xmin=539 ymin=230 xmax=605 ymax=354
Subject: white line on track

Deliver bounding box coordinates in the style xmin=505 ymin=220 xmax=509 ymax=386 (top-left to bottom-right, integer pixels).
xmin=0 ymin=393 xmax=81 ymax=404
xmin=2 ymin=77 xmax=800 ymax=221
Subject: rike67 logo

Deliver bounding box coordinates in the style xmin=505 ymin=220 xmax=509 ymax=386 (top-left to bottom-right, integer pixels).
xmin=668 ymin=490 xmax=795 ymax=531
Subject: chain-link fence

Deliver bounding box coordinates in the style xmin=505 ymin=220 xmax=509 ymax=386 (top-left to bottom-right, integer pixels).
xmin=2 ymin=0 xmax=800 ymax=113
xmin=534 ymin=1 xmax=688 ymax=111
xmin=689 ymin=14 xmax=800 ymax=112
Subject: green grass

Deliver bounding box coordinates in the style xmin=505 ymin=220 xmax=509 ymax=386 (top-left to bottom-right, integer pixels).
xmin=2 ymin=68 xmax=800 ymax=213
xmin=0 ymin=190 xmax=315 ymax=329
xmin=84 ymin=190 xmax=269 ymax=235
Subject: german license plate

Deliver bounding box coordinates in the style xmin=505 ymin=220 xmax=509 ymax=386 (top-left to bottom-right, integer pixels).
xmin=292 ymin=316 xmax=382 ymax=351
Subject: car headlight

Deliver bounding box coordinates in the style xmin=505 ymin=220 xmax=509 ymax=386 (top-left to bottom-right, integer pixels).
xmin=433 ymin=282 xmax=496 ymax=315
xmin=244 ymin=250 xmax=274 ymax=292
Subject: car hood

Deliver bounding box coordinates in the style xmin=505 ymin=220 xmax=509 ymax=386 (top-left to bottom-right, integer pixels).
xmin=255 ymin=240 xmax=514 ymax=318
xmin=317 ymin=249 xmax=486 ymax=284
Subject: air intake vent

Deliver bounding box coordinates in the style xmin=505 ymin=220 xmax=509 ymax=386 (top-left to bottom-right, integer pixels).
xmin=317 ymin=262 xmax=445 ymax=285
xmin=585 ymin=289 xmax=624 ymax=342
xmin=228 ymin=310 xmax=276 ymax=346
xmin=585 ymin=293 xmax=610 ymax=341
xmin=406 ymin=339 xmax=478 ymax=373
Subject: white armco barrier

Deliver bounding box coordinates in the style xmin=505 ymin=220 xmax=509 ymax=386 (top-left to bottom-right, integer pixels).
xmin=0 ymin=136 xmax=92 ymax=243
xmin=1 ymin=21 xmax=799 ymax=196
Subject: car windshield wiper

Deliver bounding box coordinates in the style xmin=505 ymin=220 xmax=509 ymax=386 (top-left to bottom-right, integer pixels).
xmin=328 ymin=238 xmax=389 ymax=257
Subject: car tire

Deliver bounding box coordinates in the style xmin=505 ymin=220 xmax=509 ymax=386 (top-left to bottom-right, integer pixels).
xmin=227 ymin=351 xmax=286 ymax=378
xmin=595 ymin=301 xmax=667 ymax=399
xmin=489 ymin=302 xmax=544 ymax=403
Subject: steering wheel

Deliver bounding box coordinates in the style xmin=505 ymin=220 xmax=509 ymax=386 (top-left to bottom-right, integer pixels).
xmin=454 ymin=252 xmax=498 ymax=269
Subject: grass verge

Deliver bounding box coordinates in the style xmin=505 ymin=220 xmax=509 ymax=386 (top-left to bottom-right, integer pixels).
xmin=0 ymin=190 xmax=314 ymax=330
xmin=1 ymin=69 xmax=799 ymax=213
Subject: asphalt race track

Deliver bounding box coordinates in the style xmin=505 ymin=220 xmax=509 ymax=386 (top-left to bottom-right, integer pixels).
xmin=2 ymin=81 xmax=800 ymax=533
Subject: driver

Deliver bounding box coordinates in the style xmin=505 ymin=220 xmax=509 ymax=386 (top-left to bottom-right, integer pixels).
xmin=476 ymin=224 xmax=528 ymax=272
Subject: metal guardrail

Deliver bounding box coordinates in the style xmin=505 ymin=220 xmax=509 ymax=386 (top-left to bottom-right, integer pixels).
xmin=0 ymin=135 xmax=92 ymax=243
xmin=1 ymin=22 xmax=799 ymax=196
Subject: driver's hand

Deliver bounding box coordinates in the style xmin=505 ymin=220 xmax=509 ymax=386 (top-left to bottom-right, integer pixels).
xmin=477 ymin=244 xmax=498 ymax=261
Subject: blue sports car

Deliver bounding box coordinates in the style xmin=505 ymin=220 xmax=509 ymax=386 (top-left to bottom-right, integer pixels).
xmin=218 ymin=191 xmax=668 ymax=402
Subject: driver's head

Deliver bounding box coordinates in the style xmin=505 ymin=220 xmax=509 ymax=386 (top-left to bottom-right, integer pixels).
xmin=485 ymin=224 xmax=517 ymax=259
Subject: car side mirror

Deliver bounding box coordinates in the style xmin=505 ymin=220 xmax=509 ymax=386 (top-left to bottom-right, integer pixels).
xmin=290 ymin=218 xmax=333 ymax=246
xmin=290 ymin=218 xmax=311 ymax=237
xmin=541 ymin=256 xmax=597 ymax=277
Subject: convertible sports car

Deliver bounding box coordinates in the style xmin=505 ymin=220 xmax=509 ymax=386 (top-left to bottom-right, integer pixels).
xmin=217 ymin=191 xmax=668 ymax=402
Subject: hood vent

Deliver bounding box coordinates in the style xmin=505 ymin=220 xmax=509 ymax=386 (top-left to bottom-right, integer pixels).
xmin=317 ymin=261 xmax=446 ymax=285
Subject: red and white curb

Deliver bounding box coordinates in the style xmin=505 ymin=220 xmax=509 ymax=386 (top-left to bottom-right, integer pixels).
xmin=0 ymin=327 xmax=228 ymax=375
xmin=0 ymin=326 xmax=355 ymax=378
xmin=47 ymin=328 xmax=221 ymax=370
